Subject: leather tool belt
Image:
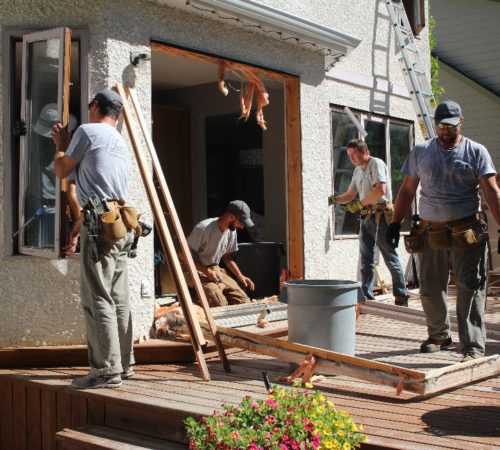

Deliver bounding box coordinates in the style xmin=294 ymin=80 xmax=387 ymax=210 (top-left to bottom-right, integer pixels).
xmin=360 ymin=201 xmax=394 ymax=224
xmin=404 ymin=213 xmax=488 ymax=253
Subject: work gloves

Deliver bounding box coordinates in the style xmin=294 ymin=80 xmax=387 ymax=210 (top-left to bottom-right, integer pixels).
xmin=344 ymin=200 xmax=363 ymax=214
xmin=387 ymin=222 xmax=401 ymax=248
xmin=328 ymin=195 xmax=337 ymax=206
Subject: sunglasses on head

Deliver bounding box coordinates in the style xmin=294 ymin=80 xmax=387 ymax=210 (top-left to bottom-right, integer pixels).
xmin=437 ymin=123 xmax=459 ymax=130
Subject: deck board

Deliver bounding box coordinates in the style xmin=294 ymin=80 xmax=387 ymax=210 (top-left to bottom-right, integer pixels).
xmin=1 ymin=292 xmax=498 ymax=449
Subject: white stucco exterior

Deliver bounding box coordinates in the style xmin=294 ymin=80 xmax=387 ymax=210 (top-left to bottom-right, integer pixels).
xmin=0 ymin=0 xmax=428 ymax=346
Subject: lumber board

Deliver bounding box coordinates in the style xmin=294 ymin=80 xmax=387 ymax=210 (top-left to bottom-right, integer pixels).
xmin=285 ymin=76 xmax=304 ymax=279
xmin=116 ymin=83 xmax=210 ymax=381
xmin=0 ymin=380 xmax=13 ymax=450
xmin=26 ymin=385 xmax=42 ymax=450
xmin=361 ymin=301 xmax=500 ymax=340
xmin=207 ymin=326 xmax=427 ymax=395
xmin=12 ymin=382 xmax=27 ymax=450
xmin=126 ymin=85 xmax=230 ymax=373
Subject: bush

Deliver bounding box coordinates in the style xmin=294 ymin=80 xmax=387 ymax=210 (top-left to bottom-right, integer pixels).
xmin=185 ymin=382 xmax=367 ymax=449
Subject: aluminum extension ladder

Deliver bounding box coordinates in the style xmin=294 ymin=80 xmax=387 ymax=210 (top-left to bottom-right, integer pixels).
xmin=385 ymin=0 xmax=436 ymax=139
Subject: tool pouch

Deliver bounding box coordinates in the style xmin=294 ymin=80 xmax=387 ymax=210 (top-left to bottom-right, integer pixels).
xmin=451 ymin=221 xmax=488 ymax=249
xmin=427 ymin=227 xmax=450 ymax=249
xmin=404 ymin=228 xmax=426 ymax=253
xmin=99 ymin=209 xmax=127 ymax=243
xmin=120 ymin=206 xmax=142 ymax=235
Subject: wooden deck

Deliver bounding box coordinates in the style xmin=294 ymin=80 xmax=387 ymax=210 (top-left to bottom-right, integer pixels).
xmin=1 ymin=293 xmax=499 ymax=449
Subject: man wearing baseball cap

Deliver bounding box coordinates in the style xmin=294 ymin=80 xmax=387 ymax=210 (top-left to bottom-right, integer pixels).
xmin=183 ymin=200 xmax=255 ymax=307
xmin=387 ymin=100 xmax=500 ymax=362
xmin=52 ymin=88 xmax=136 ymax=389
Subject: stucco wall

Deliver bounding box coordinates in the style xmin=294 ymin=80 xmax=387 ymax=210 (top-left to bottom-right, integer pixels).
xmin=0 ymin=0 xmax=428 ymax=346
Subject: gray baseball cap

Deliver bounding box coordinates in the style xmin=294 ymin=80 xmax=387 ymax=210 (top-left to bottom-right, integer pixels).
xmin=33 ymin=103 xmax=78 ymax=137
xmin=434 ymin=100 xmax=462 ymax=126
xmin=91 ymin=89 xmax=123 ymax=109
xmin=226 ymin=200 xmax=254 ymax=228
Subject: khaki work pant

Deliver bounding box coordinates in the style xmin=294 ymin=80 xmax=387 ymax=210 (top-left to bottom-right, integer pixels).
xmin=199 ymin=266 xmax=250 ymax=307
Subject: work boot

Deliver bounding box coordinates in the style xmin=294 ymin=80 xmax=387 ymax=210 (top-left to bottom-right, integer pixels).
xmin=394 ymin=296 xmax=408 ymax=307
xmin=420 ymin=336 xmax=452 ymax=353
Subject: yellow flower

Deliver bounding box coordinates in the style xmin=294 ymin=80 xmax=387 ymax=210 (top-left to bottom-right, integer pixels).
xmin=343 ymin=443 xmax=351 ymax=450
xmin=305 ymin=382 xmax=314 ymax=388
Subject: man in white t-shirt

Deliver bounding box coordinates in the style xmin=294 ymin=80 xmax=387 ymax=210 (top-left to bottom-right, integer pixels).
xmin=185 ymin=200 xmax=255 ymax=307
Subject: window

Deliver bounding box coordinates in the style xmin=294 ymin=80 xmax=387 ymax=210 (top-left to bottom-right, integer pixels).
xmin=3 ymin=27 xmax=87 ymax=257
xmin=331 ymin=107 xmax=413 ymax=236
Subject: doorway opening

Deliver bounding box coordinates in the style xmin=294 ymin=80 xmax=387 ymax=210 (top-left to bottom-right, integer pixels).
xmin=150 ymin=42 xmax=302 ymax=299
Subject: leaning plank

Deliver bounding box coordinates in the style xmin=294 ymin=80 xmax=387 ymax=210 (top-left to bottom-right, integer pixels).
xmin=116 ymin=83 xmax=210 ymax=381
xmin=422 ymin=355 xmax=500 ymax=396
xmin=126 ymin=85 xmax=230 ymax=373
xmin=361 ymin=301 xmax=500 ymax=340
xmin=206 ymin=326 xmax=427 ymax=395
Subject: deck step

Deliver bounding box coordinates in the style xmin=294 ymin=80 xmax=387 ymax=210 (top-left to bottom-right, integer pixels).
xmin=55 ymin=425 xmax=187 ymax=450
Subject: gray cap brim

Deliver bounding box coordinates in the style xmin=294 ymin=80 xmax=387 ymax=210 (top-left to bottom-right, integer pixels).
xmin=242 ymin=217 xmax=255 ymax=228
xmin=436 ymin=116 xmax=461 ymax=126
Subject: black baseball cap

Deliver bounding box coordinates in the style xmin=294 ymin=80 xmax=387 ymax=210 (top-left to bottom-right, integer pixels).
xmin=434 ymin=100 xmax=462 ymax=126
xmin=226 ymin=200 xmax=254 ymax=228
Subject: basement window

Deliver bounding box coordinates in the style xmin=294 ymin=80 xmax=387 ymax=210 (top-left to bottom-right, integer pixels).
xmin=2 ymin=27 xmax=88 ymax=258
xmin=331 ymin=106 xmax=413 ymax=237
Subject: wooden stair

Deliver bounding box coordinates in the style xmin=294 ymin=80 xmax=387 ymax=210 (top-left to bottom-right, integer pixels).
xmin=55 ymin=425 xmax=187 ymax=450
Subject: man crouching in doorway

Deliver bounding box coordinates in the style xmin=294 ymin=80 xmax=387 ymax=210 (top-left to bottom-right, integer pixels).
xmin=182 ymin=200 xmax=255 ymax=307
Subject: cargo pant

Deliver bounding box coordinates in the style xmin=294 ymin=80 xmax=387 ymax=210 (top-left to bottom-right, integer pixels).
xmin=80 ymin=226 xmax=135 ymax=376
xmin=419 ymin=233 xmax=487 ymax=356
xmin=199 ymin=266 xmax=250 ymax=307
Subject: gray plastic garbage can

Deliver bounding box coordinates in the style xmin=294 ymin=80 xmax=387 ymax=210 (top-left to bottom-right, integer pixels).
xmin=283 ymin=280 xmax=361 ymax=356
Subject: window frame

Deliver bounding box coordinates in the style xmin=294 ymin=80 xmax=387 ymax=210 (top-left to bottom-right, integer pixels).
xmin=331 ymin=105 xmax=414 ymax=239
xmin=2 ymin=27 xmax=89 ymax=258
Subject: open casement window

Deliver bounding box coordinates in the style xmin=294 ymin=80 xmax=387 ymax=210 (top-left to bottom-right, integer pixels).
xmin=18 ymin=27 xmax=71 ymax=258
xmin=331 ymin=106 xmax=413 ymax=236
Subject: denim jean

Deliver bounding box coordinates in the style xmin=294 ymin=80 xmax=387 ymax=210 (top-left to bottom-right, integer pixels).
xmin=80 ymin=226 xmax=135 ymax=376
xmin=359 ymin=216 xmax=408 ymax=300
xmin=419 ymin=234 xmax=487 ymax=355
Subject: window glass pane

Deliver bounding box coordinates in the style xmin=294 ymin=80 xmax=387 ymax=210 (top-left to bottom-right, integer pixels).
xmin=390 ymin=122 xmax=412 ymax=231
xmin=23 ymin=39 xmax=60 ymax=249
xmin=332 ymin=111 xmax=358 ymax=235
xmin=365 ymin=120 xmax=386 ymax=162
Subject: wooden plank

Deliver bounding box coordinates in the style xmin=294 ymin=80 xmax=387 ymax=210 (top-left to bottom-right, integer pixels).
xmin=361 ymin=301 xmax=500 ymax=340
xmin=41 ymin=389 xmax=57 ymax=450
xmin=13 ymin=382 xmax=27 ymax=450
xmin=0 ymin=380 xmax=13 ymax=450
xmin=87 ymin=399 xmax=105 ymax=426
xmin=209 ymin=325 xmax=426 ymax=394
xmin=56 ymin=392 xmax=72 ymax=434
xmin=115 ymin=82 xmax=210 ymax=381
xmin=71 ymin=396 xmax=87 ymax=429
xmin=285 ymin=76 xmax=304 ymax=279
xmin=26 ymin=385 xmax=42 ymax=450
xmin=55 ymin=425 xmax=186 ymax=450
xmin=126 ymin=85 xmax=230 ymax=373
xmin=423 ymin=355 xmax=500 ymax=396
xmin=105 ymin=402 xmax=189 ymax=443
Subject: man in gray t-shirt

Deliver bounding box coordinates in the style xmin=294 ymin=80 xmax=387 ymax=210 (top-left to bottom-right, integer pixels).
xmin=330 ymin=139 xmax=408 ymax=305
xmin=52 ymin=89 xmax=135 ymax=389
xmin=388 ymin=100 xmax=500 ymax=361
xmin=183 ymin=200 xmax=255 ymax=307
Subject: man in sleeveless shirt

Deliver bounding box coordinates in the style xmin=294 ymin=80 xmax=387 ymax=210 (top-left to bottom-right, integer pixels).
xmin=330 ymin=139 xmax=409 ymax=306
xmin=387 ymin=100 xmax=500 ymax=361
